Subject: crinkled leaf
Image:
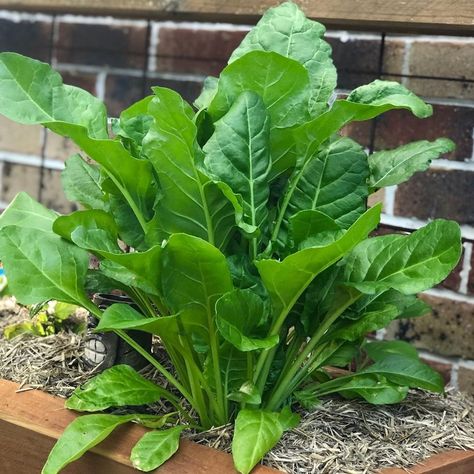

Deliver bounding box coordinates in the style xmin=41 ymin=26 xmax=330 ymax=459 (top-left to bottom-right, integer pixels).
xmin=230 ymin=1 xmax=336 ymax=117
xmin=66 ymin=365 xmax=165 ymax=412
xmin=204 ymin=91 xmax=271 ymax=238
xmin=42 ymin=414 xmax=135 ymax=474
xmin=131 ymin=427 xmax=184 ymax=472
xmin=143 ymin=87 xmax=236 ymax=249
xmin=209 ymin=51 xmax=311 ymax=129
xmin=61 ymin=154 xmax=108 ymax=211
xmin=344 ymin=220 xmax=462 ymax=294
xmin=369 ymin=138 xmax=455 ymax=190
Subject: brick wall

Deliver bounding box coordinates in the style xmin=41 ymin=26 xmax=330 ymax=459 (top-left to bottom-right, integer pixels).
xmin=0 ymin=10 xmax=473 ymax=393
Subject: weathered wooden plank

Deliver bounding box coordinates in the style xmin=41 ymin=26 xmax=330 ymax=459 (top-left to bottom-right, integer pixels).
xmin=0 ymin=378 xmax=277 ymax=474
xmin=0 ymin=0 xmax=473 ymax=35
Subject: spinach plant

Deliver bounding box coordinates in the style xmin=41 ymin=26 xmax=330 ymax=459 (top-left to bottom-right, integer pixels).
xmin=0 ymin=3 xmax=461 ymax=473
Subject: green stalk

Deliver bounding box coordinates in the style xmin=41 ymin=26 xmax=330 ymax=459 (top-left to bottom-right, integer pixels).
xmin=265 ymin=292 xmax=360 ymax=411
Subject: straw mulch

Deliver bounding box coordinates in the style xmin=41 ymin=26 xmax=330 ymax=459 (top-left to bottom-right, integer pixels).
xmin=1 ymin=296 xmax=474 ymax=473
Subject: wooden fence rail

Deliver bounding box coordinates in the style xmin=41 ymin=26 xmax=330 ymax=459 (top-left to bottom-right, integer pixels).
xmin=0 ymin=0 xmax=473 ymax=35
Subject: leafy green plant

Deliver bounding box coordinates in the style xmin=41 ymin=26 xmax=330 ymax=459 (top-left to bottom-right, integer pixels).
xmin=0 ymin=3 xmax=462 ymax=473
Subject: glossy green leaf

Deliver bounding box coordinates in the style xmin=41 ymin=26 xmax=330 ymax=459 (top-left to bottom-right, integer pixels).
xmin=216 ymin=289 xmax=278 ymax=351
xmin=131 ymin=427 xmax=184 ymax=472
xmin=194 ymin=76 xmax=218 ymax=110
xmin=361 ymin=354 xmax=444 ymax=392
xmin=230 ymin=1 xmax=336 ymax=117
xmin=232 ymin=409 xmax=284 ymax=474
xmin=209 ymin=51 xmax=311 ymax=128
xmin=369 ymin=138 xmax=455 ymax=189
xmin=344 ymin=220 xmax=462 ymax=294
xmin=204 ymin=91 xmax=271 ymax=239
xmin=228 ymin=381 xmax=262 ymax=405
xmin=115 ymin=96 xmax=153 ymax=149
xmin=61 ymin=154 xmax=108 ymax=211
xmin=0 ymin=52 xmax=107 ymax=138
xmin=0 ymin=192 xmax=57 ymax=232
xmin=364 ymin=340 xmax=419 ymax=362
xmin=66 ymin=365 xmax=165 ymax=412
xmin=143 ymin=87 xmax=236 ymax=249
xmin=0 ymin=225 xmax=90 ymax=307
xmin=161 ymin=233 xmax=233 ymax=314
xmin=257 ymin=205 xmax=381 ymax=318
xmin=42 ymin=414 xmax=135 ymax=474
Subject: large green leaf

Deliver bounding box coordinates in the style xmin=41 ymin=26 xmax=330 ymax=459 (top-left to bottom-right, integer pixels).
xmin=0 ymin=52 xmax=107 ymax=138
xmin=344 ymin=220 xmax=461 ymax=294
xmin=364 ymin=340 xmax=419 ymax=362
xmin=361 ymin=355 xmax=444 ymax=392
xmin=66 ymin=365 xmax=165 ymax=412
xmin=208 ymin=51 xmax=311 ymax=129
xmin=257 ymin=205 xmax=381 ymax=320
xmin=143 ymin=87 xmax=236 ymax=249
xmin=232 ymin=409 xmax=284 ymax=474
xmin=229 ymin=1 xmax=336 ymax=117
xmin=61 ymin=154 xmax=108 ymax=211
xmin=161 ymin=233 xmax=233 ymax=314
xmin=215 ymin=289 xmax=278 ymax=351
xmin=42 ymin=414 xmax=135 ymax=474
xmin=369 ymin=138 xmax=455 ymax=190
xmin=131 ymin=427 xmax=184 ymax=472
xmin=204 ymin=91 xmax=271 ymax=242
xmin=279 ymin=137 xmax=368 ymax=247
xmin=0 ymin=192 xmax=57 ymax=232
xmin=0 ymin=224 xmax=90 ymax=306
xmin=54 ymin=210 xmax=163 ymax=295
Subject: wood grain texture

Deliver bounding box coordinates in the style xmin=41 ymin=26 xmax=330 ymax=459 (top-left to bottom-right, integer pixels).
xmin=0 ymin=0 xmax=473 ymax=34
xmin=0 ymin=379 xmax=278 ymax=474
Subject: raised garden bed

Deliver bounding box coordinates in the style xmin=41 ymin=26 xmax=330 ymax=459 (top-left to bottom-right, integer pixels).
xmin=1 ymin=297 xmax=474 ymax=474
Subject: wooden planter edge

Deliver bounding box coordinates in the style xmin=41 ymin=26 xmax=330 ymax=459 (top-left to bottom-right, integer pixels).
xmin=0 ymin=378 xmax=472 ymax=474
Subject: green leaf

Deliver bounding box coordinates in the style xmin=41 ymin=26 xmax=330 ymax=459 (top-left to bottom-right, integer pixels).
xmin=361 ymin=354 xmax=444 ymax=392
xmin=331 ymin=374 xmax=409 ymax=404
xmin=204 ymin=91 xmax=271 ymax=240
xmin=42 ymin=414 xmax=135 ymax=474
xmin=232 ymin=409 xmax=284 ymax=474
xmin=209 ymin=51 xmax=311 ymax=129
xmin=228 ymin=381 xmax=262 ymax=405
xmin=61 ymin=154 xmax=108 ymax=211
xmin=0 ymin=52 xmax=107 ymax=138
xmin=194 ymin=76 xmax=218 ymax=110
xmin=143 ymin=87 xmax=236 ymax=250
xmin=115 ymin=96 xmax=153 ymax=148
xmin=257 ymin=205 xmax=381 ymax=318
xmin=344 ymin=220 xmax=462 ymax=294
xmin=66 ymin=365 xmax=165 ymax=412
xmin=279 ymin=137 xmax=369 ymax=247
xmin=131 ymin=427 xmax=184 ymax=472
xmin=369 ymin=138 xmax=455 ymax=189
xmin=0 ymin=226 xmax=90 ymax=307
xmin=161 ymin=233 xmax=233 ymax=314
xmin=364 ymin=340 xmax=419 ymax=362
xmin=289 ymin=210 xmax=344 ymax=249
xmin=278 ymin=406 xmax=300 ymax=431
xmin=229 ymin=1 xmax=336 ymax=117
xmin=216 ymin=289 xmax=278 ymax=351
xmin=0 ymin=192 xmax=57 ymax=232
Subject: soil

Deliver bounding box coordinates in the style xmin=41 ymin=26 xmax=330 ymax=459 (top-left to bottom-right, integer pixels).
xmin=1 ymin=296 xmax=474 ymax=474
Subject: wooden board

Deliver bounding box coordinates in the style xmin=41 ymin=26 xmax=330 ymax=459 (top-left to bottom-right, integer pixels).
xmin=0 ymin=379 xmax=277 ymax=474
xmin=0 ymin=0 xmax=473 ymax=35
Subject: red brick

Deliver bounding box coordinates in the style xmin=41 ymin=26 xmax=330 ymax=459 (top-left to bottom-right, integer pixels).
xmin=394 ymin=169 xmax=474 ymax=225
xmin=0 ymin=18 xmax=52 ymax=62
xmin=458 ymin=365 xmax=474 ymax=394
xmin=55 ymin=22 xmax=147 ymax=69
xmin=104 ymin=74 xmax=144 ymax=117
xmin=386 ymin=294 xmax=474 ymax=359
xmin=374 ymin=103 xmax=474 ymax=161
xmin=40 ymin=169 xmax=77 ymax=214
xmin=1 ymin=163 xmax=40 ymax=203
xmin=60 ymin=70 xmax=97 ymax=95
xmin=155 ymin=27 xmax=247 ymax=76
xmin=326 ymin=35 xmax=380 ymax=90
